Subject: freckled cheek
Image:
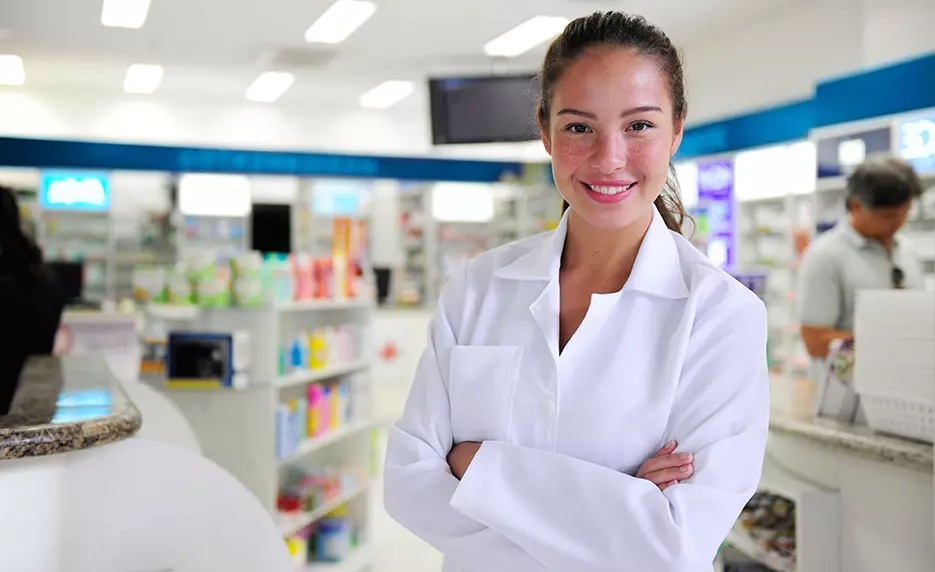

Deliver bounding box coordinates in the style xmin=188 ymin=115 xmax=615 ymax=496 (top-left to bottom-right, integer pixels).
xmin=552 ymin=137 xmax=592 ymax=176
xmin=630 ymin=138 xmax=672 ymax=176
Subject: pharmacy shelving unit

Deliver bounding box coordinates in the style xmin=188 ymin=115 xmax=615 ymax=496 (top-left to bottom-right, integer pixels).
xmin=397 ymin=183 xmax=438 ymax=306
xmin=38 ymin=208 xmax=117 ymax=302
xmin=146 ymin=299 xmax=378 ymax=570
xmin=721 ymin=452 xmax=840 ymax=572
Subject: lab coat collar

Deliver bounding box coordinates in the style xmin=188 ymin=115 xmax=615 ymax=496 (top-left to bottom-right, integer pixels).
xmin=495 ymin=205 xmax=690 ymax=299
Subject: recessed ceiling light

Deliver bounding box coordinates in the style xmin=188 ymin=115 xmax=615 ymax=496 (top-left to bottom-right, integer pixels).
xmin=305 ymin=0 xmax=377 ymax=44
xmin=245 ymin=71 xmax=295 ymax=103
xmin=0 ymin=55 xmax=25 ymax=86
xmin=359 ymin=80 xmax=415 ymax=110
xmin=124 ymin=64 xmax=163 ymax=94
xmin=484 ymin=16 xmax=569 ymax=58
xmin=101 ymin=0 xmax=152 ymax=29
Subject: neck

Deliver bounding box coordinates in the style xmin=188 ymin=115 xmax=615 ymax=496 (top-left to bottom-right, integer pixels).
xmin=561 ymin=208 xmax=653 ymax=291
xmin=849 ymin=214 xmax=894 ymax=252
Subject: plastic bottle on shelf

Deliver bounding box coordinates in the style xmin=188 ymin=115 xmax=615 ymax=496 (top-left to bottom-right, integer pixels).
xmin=314 ymin=514 xmax=352 ymax=562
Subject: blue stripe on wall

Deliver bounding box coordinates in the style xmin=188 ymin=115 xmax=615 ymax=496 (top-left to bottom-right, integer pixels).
xmin=0 ymin=137 xmax=524 ymax=183
xmin=676 ymin=99 xmax=813 ymax=160
xmin=814 ymin=53 xmax=935 ymax=128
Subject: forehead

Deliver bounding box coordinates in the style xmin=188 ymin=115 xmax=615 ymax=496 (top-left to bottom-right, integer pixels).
xmin=551 ymin=47 xmax=671 ymax=111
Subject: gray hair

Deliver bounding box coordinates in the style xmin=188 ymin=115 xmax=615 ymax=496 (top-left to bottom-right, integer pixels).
xmin=846 ymin=155 xmax=923 ymax=211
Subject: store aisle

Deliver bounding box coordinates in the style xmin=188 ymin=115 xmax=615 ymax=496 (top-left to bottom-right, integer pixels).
xmin=370 ymin=431 xmax=444 ymax=572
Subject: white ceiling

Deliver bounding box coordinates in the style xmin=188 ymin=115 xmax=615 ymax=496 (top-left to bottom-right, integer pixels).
xmin=0 ymin=0 xmax=796 ymax=110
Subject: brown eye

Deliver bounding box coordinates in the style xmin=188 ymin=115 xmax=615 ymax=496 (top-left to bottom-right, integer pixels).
xmin=628 ymin=121 xmax=654 ymax=132
xmin=564 ymin=123 xmax=591 ymax=134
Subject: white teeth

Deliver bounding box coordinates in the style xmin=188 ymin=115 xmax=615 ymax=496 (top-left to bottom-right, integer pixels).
xmin=588 ymin=183 xmax=635 ymax=195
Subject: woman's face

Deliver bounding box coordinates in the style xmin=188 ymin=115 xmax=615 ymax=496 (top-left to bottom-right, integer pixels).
xmin=542 ymin=48 xmax=683 ymax=230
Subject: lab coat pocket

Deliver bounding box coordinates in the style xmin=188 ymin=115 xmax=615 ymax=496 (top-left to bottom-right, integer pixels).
xmin=448 ymin=345 xmax=522 ymax=443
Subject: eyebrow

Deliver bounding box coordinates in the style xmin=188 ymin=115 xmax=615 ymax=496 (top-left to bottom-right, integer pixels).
xmin=556 ymin=106 xmax=663 ymax=119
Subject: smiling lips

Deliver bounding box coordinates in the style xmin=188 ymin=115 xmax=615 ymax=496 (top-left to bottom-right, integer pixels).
xmin=581 ymin=180 xmax=637 ymax=204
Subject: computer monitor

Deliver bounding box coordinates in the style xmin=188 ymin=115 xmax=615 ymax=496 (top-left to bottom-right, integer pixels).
xmin=46 ymin=261 xmax=84 ymax=305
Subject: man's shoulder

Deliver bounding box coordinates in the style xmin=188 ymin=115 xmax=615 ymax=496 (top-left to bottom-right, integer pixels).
xmin=803 ymin=227 xmax=849 ymax=263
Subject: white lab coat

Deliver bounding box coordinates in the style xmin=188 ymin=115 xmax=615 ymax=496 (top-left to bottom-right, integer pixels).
xmin=384 ymin=206 xmax=770 ymax=571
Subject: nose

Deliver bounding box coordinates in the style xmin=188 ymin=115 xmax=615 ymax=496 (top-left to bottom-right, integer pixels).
xmin=589 ymin=131 xmax=626 ymax=174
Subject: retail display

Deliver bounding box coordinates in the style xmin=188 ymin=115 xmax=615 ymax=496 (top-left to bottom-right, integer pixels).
xmin=734 ymin=492 xmax=796 ymax=571
xmin=276 ymin=375 xmax=368 ymax=460
xmin=133 ymin=217 xmax=371 ymax=310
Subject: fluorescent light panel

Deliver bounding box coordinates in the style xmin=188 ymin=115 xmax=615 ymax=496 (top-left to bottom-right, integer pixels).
xmin=359 ymin=80 xmax=414 ymax=109
xmin=101 ymin=0 xmax=152 ymax=29
xmin=0 ymin=55 xmax=25 ymax=86
xmin=245 ymin=71 xmax=295 ymax=103
xmin=484 ymin=16 xmax=569 ymax=58
xmin=124 ymin=64 xmax=163 ymax=94
xmin=305 ymin=0 xmax=377 ymax=44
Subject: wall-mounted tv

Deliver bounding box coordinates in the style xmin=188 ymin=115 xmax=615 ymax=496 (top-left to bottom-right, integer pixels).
xmin=429 ymin=74 xmax=540 ymax=145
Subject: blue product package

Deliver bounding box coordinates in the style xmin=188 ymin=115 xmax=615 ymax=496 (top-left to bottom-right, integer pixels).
xmin=275 ymin=405 xmax=291 ymax=460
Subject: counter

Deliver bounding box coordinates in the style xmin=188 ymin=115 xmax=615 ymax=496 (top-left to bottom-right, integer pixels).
xmin=0 ymin=356 xmax=141 ymax=459
xmin=762 ymin=406 xmax=934 ymax=572
xmin=769 ymin=410 xmax=933 ymax=473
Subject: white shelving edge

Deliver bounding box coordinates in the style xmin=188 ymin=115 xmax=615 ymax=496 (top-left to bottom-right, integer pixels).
xmin=279 ymin=418 xmax=379 ymax=465
xmin=278 ymin=481 xmax=372 ymax=537
xmin=276 ymin=360 xmax=370 ymax=389
xmin=276 ymin=298 xmax=374 ymax=312
xmin=754 ymin=452 xmax=841 ymax=572
xmin=304 ymin=544 xmax=374 ymax=572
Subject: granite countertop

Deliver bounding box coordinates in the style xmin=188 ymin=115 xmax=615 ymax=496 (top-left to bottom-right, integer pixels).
xmin=0 ymin=356 xmax=141 ymax=460
xmin=769 ymin=409 xmax=934 ymax=473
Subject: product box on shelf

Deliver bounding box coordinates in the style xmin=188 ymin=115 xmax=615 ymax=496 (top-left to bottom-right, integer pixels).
xmin=164 ymin=330 xmax=251 ymax=390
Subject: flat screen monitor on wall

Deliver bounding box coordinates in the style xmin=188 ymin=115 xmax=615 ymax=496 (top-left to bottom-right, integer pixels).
xmin=250 ymin=203 xmax=292 ymax=255
xmin=429 ymin=74 xmax=540 ymax=145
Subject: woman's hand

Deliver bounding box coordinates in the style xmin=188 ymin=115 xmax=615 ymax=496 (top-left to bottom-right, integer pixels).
xmin=636 ymin=440 xmax=694 ymax=491
xmin=447 ymin=442 xmax=482 ymax=480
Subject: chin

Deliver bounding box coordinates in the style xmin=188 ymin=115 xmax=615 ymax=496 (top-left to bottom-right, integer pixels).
xmin=569 ymin=197 xmax=653 ymax=230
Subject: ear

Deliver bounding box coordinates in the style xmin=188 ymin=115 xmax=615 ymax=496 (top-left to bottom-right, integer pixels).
xmin=670 ymin=116 xmax=685 ymax=157
xmin=540 ymin=127 xmax=552 ymax=156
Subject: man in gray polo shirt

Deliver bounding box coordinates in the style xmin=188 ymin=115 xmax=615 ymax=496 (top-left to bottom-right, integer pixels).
xmin=797 ymin=156 xmax=926 ymax=360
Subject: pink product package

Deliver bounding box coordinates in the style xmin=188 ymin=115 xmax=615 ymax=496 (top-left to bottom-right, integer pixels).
xmin=291 ymin=254 xmax=314 ymax=300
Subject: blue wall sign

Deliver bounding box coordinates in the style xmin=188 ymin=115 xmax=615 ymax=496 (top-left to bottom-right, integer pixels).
xmin=898 ymin=115 xmax=935 ymax=174
xmin=39 ymin=170 xmax=111 ymax=212
xmin=0 ymin=137 xmax=523 ymax=184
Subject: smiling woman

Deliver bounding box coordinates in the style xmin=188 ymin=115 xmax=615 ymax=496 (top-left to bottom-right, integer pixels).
xmin=384 ymin=11 xmax=769 ymax=572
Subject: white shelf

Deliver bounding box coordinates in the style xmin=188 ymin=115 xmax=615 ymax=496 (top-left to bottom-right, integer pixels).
xmin=276 ymin=298 xmax=373 ymax=312
xmin=276 ymin=360 xmax=370 ymax=389
xmin=278 ymin=481 xmax=372 ymax=537
xmin=759 ymin=453 xmax=826 ymax=503
xmin=726 ymin=525 xmax=795 ymax=572
xmin=305 ymin=544 xmax=374 ymax=572
xmin=279 ymin=419 xmax=378 ymax=465
xmin=145 ymin=304 xmax=201 ymax=321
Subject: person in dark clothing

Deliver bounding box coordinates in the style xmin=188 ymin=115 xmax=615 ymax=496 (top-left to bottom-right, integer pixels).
xmin=0 ymin=185 xmax=64 ymax=413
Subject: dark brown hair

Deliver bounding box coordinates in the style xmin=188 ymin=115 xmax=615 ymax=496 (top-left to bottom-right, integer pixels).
xmin=0 ymin=185 xmax=44 ymax=278
xmin=538 ymin=11 xmax=689 ymax=233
